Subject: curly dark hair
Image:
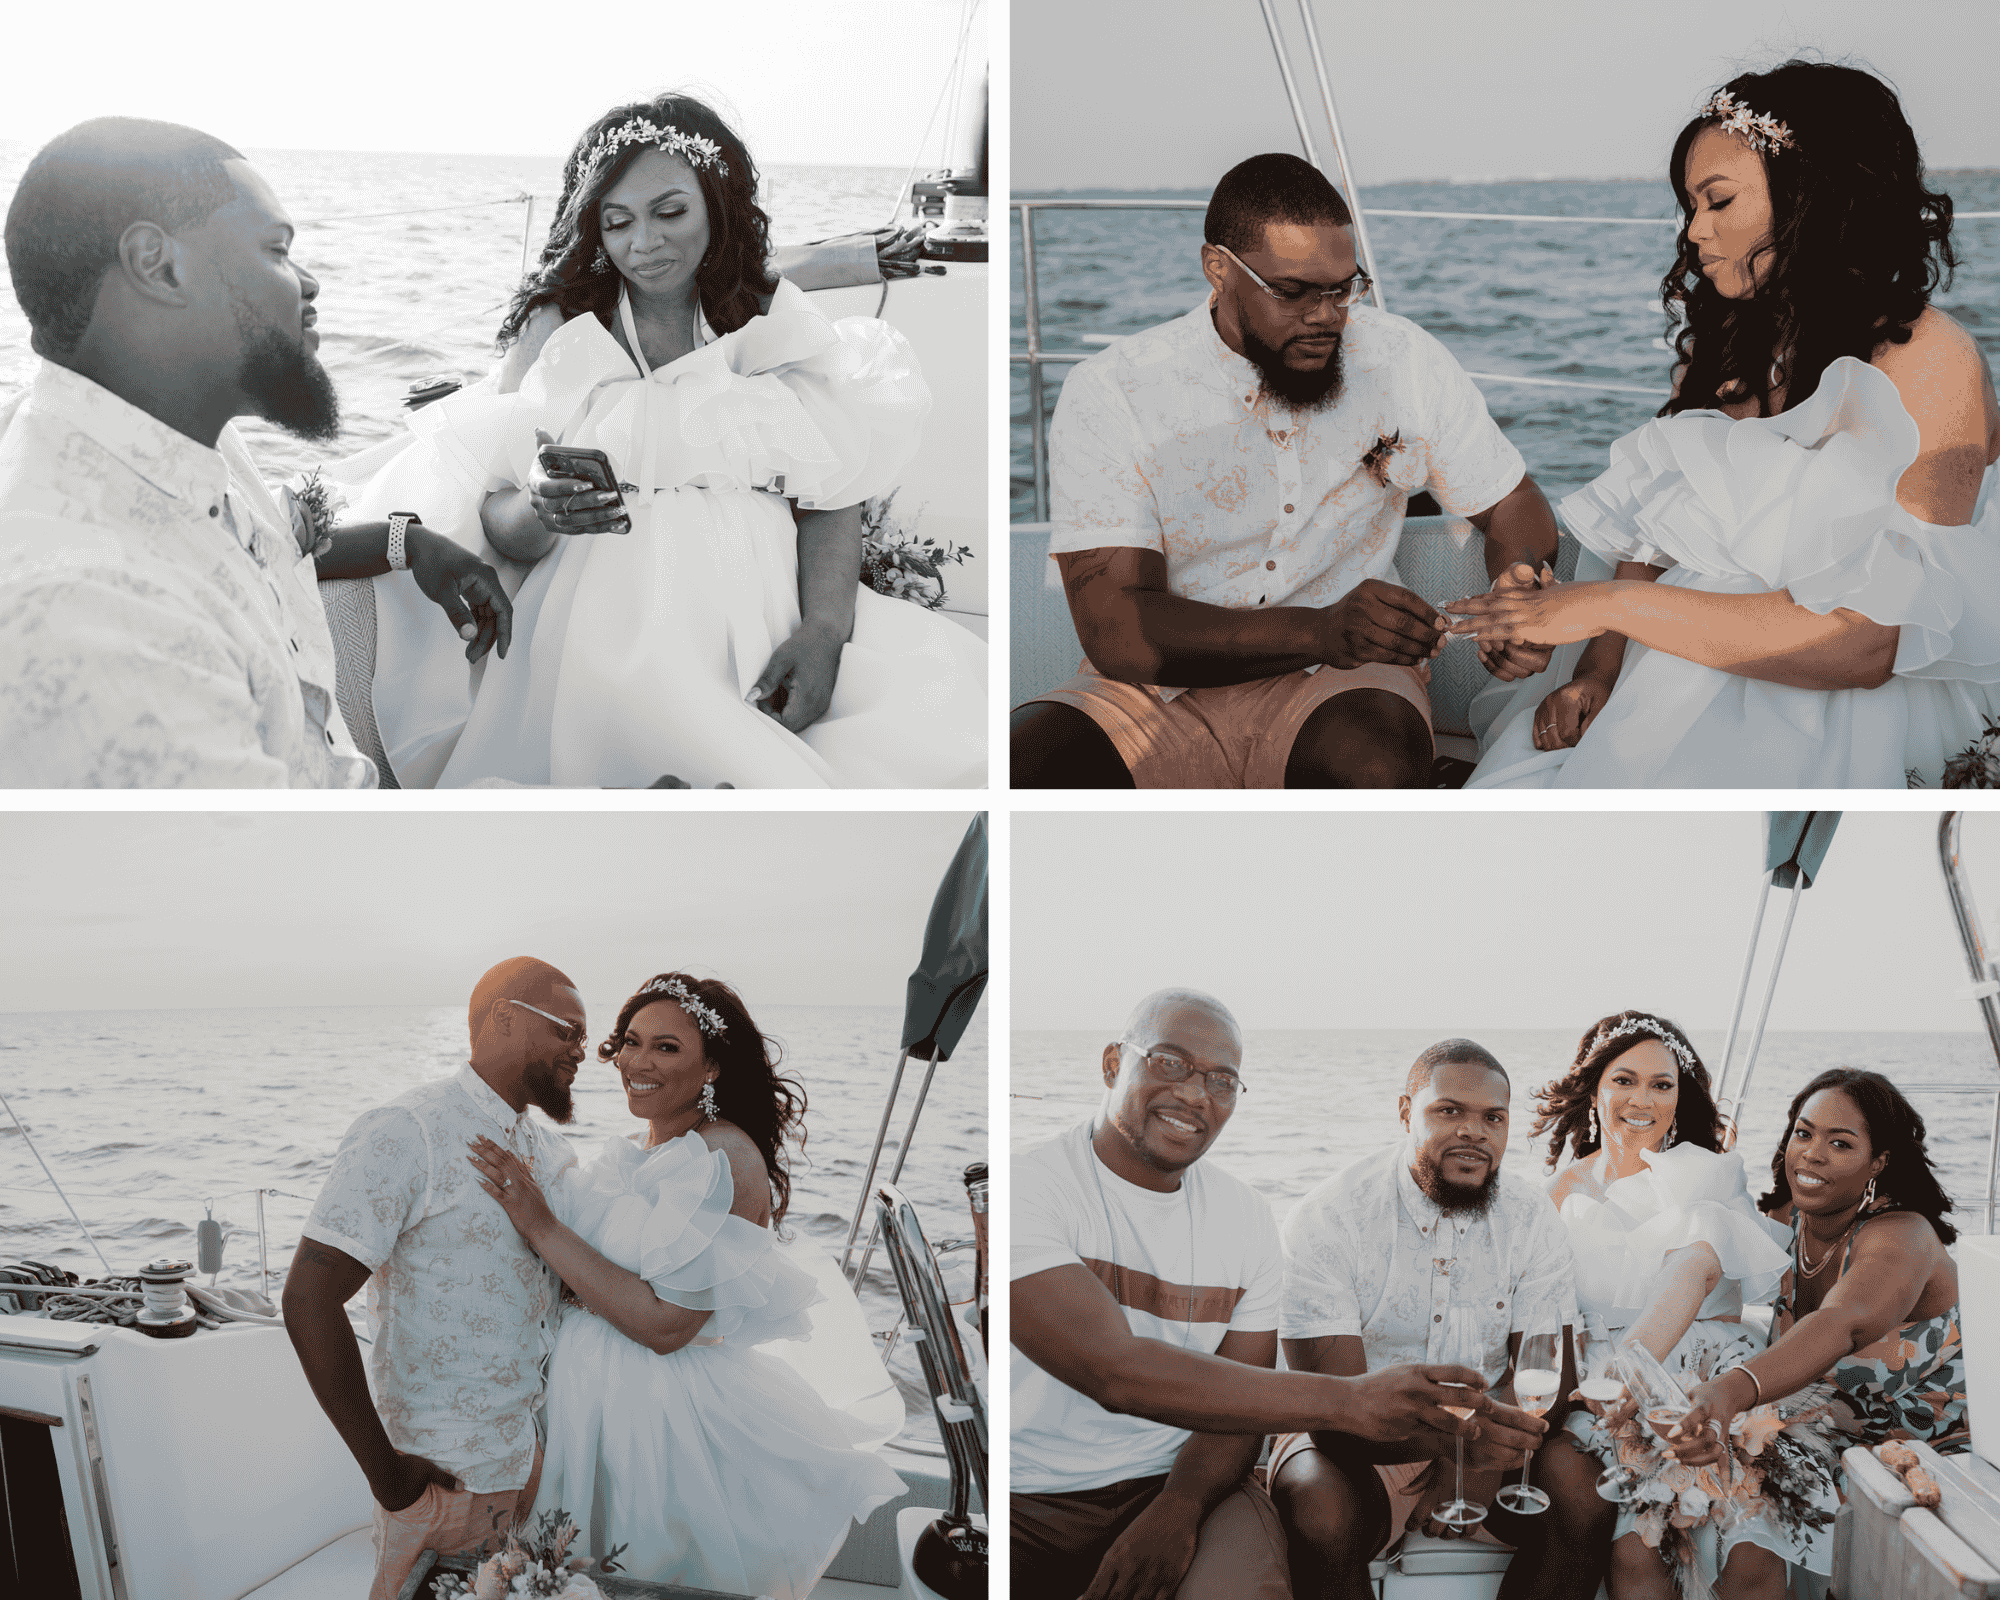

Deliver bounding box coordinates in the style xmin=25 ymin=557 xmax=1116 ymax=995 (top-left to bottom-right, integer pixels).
xmin=498 ymin=92 xmax=776 ymax=351
xmin=1758 ymin=1067 xmax=1956 ymax=1244
xmin=1660 ymin=59 xmax=1956 ymax=420
xmin=1531 ymin=1010 xmax=1722 ymax=1172
xmin=597 ymin=972 xmax=808 ymax=1225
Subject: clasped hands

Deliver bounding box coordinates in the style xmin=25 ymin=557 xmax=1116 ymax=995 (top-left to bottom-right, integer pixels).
xmin=1321 ymin=565 xmax=1561 ymax=683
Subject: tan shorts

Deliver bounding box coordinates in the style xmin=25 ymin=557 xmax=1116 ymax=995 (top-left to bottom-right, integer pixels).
xmin=370 ymin=1448 xmax=543 ymax=1600
xmin=1268 ymin=1432 xmax=1509 ymax=1562
xmin=1028 ymin=659 xmax=1432 ymax=788
xmin=1011 ymin=1471 xmax=1290 ymax=1600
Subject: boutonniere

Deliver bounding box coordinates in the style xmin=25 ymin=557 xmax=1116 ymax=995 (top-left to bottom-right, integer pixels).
xmin=1361 ymin=430 xmax=1404 ymax=488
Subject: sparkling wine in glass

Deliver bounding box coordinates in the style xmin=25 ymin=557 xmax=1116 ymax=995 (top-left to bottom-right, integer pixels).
xmin=1495 ymin=1329 xmax=1558 ymax=1514
xmin=1434 ymin=1305 xmax=1489 ymax=1531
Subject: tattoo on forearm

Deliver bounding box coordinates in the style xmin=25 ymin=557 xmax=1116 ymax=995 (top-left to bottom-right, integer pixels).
xmin=1056 ymin=551 xmax=1117 ymax=597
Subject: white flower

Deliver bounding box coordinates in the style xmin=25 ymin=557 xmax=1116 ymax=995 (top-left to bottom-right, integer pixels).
xmin=1678 ymin=1488 xmax=1711 ymax=1519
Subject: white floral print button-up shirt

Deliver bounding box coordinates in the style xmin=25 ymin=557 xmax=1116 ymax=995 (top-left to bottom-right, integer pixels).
xmin=303 ymin=1066 xmax=578 ymax=1493
xmin=1047 ymin=300 xmax=1525 ymax=698
xmin=1280 ymin=1144 xmax=1576 ymax=1386
xmin=0 ymin=362 xmax=374 ymax=787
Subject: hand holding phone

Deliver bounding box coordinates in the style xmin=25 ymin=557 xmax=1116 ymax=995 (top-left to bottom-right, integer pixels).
xmin=528 ymin=429 xmax=630 ymax=536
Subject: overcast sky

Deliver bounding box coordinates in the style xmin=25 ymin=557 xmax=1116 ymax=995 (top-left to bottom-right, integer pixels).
xmin=1014 ymin=0 xmax=1999 ymax=189
xmin=0 ymin=811 xmax=983 ymax=1014
xmin=1014 ymin=811 xmax=1996 ymax=1033
xmin=0 ymin=0 xmax=984 ymax=166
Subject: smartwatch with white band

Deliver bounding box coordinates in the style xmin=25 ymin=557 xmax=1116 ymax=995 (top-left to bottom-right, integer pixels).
xmin=387 ymin=512 xmax=420 ymax=571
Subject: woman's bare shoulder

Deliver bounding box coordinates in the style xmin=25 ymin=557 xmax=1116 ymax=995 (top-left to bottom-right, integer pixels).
xmin=1546 ymin=1164 xmax=1586 ymax=1208
xmin=697 ymin=1120 xmax=772 ymax=1218
xmin=1872 ymin=309 xmax=1991 ymax=427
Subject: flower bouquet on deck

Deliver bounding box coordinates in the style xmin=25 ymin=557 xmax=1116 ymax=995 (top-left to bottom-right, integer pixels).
xmin=860 ymin=490 xmax=973 ymax=610
xmin=1940 ymin=717 xmax=2000 ymax=788
xmin=431 ymin=1508 xmax=626 ymax=1600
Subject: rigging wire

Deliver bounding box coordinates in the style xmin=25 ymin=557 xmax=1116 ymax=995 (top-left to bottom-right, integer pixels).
xmin=0 ymin=1089 xmax=113 ymax=1274
xmin=882 ymin=0 xmax=983 ymax=228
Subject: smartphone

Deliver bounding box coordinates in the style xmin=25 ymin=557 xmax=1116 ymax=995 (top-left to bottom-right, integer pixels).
xmin=538 ymin=444 xmax=622 ymax=498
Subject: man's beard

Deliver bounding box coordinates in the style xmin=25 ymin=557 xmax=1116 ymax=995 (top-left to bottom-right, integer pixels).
xmin=229 ymin=283 xmax=341 ymax=441
xmin=522 ymin=1057 xmax=575 ymax=1124
xmin=1240 ymin=322 xmax=1344 ymax=412
xmin=1411 ymin=1148 xmax=1499 ymax=1216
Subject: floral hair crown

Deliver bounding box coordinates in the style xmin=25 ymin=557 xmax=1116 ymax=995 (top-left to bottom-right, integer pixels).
xmin=1590 ymin=1016 xmax=1699 ymax=1081
xmin=585 ymin=118 xmax=729 ymax=179
xmin=636 ymin=976 xmax=727 ymax=1038
xmin=1701 ymin=88 xmax=1797 ymax=158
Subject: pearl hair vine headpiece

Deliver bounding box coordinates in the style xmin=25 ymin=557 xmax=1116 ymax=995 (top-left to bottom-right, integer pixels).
xmin=585 ymin=118 xmax=729 ymax=178
xmin=1591 ymin=1016 xmax=1699 ymax=1080
xmin=1700 ymin=89 xmax=1797 ymax=158
xmin=637 ymin=976 xmax=727 ymax=1038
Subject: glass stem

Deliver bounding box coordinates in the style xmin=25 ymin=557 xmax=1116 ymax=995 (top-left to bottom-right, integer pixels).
xmin=1455 ymin=1428 xmax=1466 ymax=1503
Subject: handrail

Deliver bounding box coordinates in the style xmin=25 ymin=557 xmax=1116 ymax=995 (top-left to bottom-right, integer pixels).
xmin=1938 ymin=813 xmax=2000 ymax=1233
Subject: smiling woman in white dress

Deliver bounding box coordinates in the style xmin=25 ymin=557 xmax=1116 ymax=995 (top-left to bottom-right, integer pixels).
xmin=349 ymin=92 xmax=985 ymax=788
xmin=1454 ymin=61 xmax=2000 ymax=789
xmin=1532 ymin=1012 xmax=1832 ymax=1600
xmin=466 ymin=972 xmax=905 ymax=1599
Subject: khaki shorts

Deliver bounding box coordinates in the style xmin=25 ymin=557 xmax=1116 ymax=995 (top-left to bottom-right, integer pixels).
xmin=1011 ymin=1471 xmax=1291 ymax=1600
xmin=1268 ymin=1432 xmax=1510 ymax=1562
xmin=370 ymin=1448 xmax=543 ymax=1600
xmin=1027 ymin=659 xmax=1432 ymax=788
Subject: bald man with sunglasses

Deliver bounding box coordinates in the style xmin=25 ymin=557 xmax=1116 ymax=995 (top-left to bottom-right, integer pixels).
xmin=284 ymin=956 xmax=586 ymax=1600
xmin=1012 ymin=152 xmax=1560 ymax=790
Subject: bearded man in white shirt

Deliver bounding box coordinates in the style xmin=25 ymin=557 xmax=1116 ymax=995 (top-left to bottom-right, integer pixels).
xmin=284 ymin=957 xmax=586 ymax=1600
xmin=1012 ymin=152 xmax=1562 ymax=789
xmin=1012 ymin=989 xmax=1503 ymax=1600
xmin=0 ymin=118 xmax=511 ymax=787
xmin=1272 ymin=1041 xmax=1612 ymax=1600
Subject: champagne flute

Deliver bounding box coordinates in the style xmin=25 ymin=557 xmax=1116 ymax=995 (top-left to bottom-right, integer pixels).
xmin=1434 ymin=1304 xmax=1489 ymax=1531
xmin=1577 ymin=1319 xmax=1639 ymax=1505
xmin=1495 ymin=1328 xmax=1558 ymax=1514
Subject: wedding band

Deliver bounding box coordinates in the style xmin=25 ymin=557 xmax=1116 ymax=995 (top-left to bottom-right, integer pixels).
xmin=501 ymin=1178 xmax=512 ymax=1189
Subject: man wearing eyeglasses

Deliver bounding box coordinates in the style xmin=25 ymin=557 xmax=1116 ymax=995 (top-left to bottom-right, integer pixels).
xmin=1013 ymin=151 xmax=1561 ymax=789
xmin=284 ymin=956 xmax=587 ymax=1600
xmin=1013 ymin=988 xmax=1497 ymax=1600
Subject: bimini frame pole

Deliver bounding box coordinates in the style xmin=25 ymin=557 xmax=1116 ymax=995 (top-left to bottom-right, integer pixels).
xmin=1294 ymin=0 xmax=1386 ymax=309
xmin=1712 ymin=869 xmax=1808 ymax=1144
xmin=1938 ymin=812 xmax=2000 ymax=1233
xmin=841 ymin=1043 xmax=944 ymax=1286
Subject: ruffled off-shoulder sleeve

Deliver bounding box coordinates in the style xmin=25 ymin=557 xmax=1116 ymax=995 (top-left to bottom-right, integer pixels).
xmin=616 ymin=1134 xmax=823 ymax=1346
xmin=1566 ymin=1145 xmax=1792 ymax=1314
xmin=1559 ymin=358 xmax=2000 ymax=685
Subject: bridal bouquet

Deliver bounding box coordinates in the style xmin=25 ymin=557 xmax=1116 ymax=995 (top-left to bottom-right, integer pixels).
xmin=431 ymin=1509 xmax=625 ymax=1600
xmin=1595 ymin=1385 xmax=1839 ymax=1596
xmin=1940 ymin=718 xmax=2000 ymax=788
xmin=861 ymin=490 xmax=973 ymax=610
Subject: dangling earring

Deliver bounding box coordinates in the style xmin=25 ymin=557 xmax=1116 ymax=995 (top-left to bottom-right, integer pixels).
xmin=699 ymin=1081 xmax=718 ymax=1123
xmin=1588 ymin=1105 xmax=1599 ymax=1146
xmin=590 ymin=248 xmax=612 ymax=275
xmin=1664 ymin=1119 xmax=1676 ymax=1151
xmin=1863 ymin=1176 xmax=1878 ymax=1211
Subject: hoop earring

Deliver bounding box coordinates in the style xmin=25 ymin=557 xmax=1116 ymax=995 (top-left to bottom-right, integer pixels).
xmin=699 ymin=1081 xmax=718 ymax=1123
xmin=590 ymin=248 xmax=612 ymax=275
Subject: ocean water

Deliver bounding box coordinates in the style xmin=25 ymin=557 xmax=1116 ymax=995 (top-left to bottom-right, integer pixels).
xmin=0 ymin=144 xmax=909 ymax=483
xmin=0 ymin=1000 xmax=986 ymax=1432
xmin=1012 ymin=1027 xmax=2000 ymax=1234
xmin=1010 ymin=173 xmax=2000 ymax=516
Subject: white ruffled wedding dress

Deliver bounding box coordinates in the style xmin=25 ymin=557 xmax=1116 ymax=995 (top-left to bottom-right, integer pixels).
xmin=532 ymin=1132 xmax=906 ymax=1598
xmin=1467 ymin=357 xmax=2000 ymax=788
xmin=338 ymin=278 xmax=985 ymax=788
xmin=1557 ymin=1144 xmax=1835 ymax=1578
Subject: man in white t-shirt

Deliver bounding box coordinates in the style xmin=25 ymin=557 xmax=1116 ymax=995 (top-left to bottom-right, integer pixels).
xmin=284 ymin=957 xmax=587 ymax=1600
xmin=1011 ymin=152 xmax=1562 ymax=790
xmin=1012 ymin=989 xmax=1498 ymax=1600
xmin=1273 ymin=1041 xmax=1610 ymax=1600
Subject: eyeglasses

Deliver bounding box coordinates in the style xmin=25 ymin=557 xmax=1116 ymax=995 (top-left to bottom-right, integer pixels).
xmin=506 ymin=999 xmax=588 ymax=1048
xmin=1214 ymin=243 xmax=1372 ymax=310
xmin=1119 ymin=1042 xmax=1248 ymax=1105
